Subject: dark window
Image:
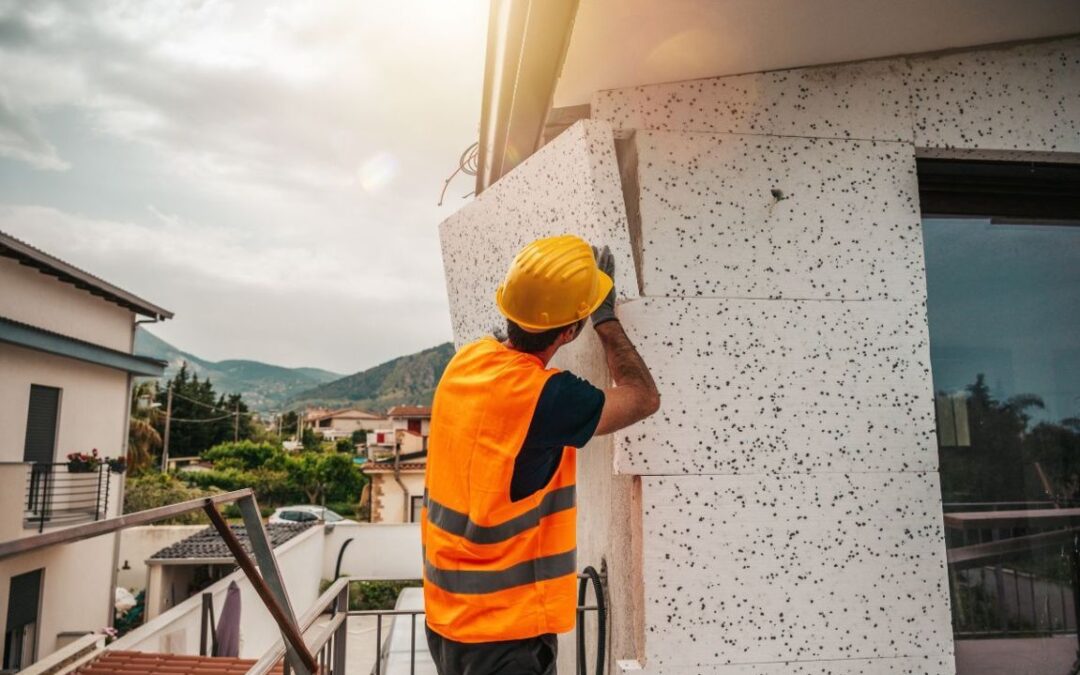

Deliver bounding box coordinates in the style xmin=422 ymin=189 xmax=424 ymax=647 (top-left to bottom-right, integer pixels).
xmin=3 ymin=569 xmax=42 ymax=670
xmin=410 ymin=495 xmax=423 ymax=523
xmin=23 ymin=385 xmax=61 ymax=464
xmin=280 ymin=510 xmax=317 ymax=523
xmin=407 ymin=419 xmax=421 ymax=434
xmin=919 ymin=159 xmax=1080 ymax=675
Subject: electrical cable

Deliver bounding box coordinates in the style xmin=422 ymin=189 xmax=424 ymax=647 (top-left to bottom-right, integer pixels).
xmin=169 ymin=389 xmax=255 ymax=416
xmin=577 ymin=566 xmax=607 ymax=675
xmin=438 ymin=142 xmax=479 ymax=206
xmin=166 ymin=413 xmax=238 ymax=423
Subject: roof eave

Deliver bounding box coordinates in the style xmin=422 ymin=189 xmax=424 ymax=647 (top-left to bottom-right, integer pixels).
xmin=0 ymin=314 xmax=168 ymax=376
xmin=0 ymin=230 xmax=174 ymax=320
xmin=475 ymin=0 xmax=580 ymax=194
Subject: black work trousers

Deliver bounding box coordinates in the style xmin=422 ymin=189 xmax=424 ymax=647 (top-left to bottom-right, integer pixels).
xmin=426 ymin=625 xmax=558 ymax=675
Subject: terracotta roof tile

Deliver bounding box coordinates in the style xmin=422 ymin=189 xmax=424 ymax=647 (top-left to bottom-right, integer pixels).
xmin=386 ymin=405 xmax=431 ymax=418
xmin=149 ymin=523 xmax=312 ymax=561
xmin=75 ymin=651 xmax=285 ymax=675
xmin=363 ymin=461 xmax=427 ymax=472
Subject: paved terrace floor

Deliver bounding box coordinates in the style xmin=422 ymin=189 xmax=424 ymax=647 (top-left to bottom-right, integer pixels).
xmin=956 ymin=636 xmax=1077 ymax=675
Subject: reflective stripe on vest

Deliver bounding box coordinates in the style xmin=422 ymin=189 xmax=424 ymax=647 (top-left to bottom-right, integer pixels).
xmin=424 ymin=486 xmax=576 ymax=545
xmin=422 ymin=338 xmax=579 ymax=643
xmin=423 ymin=548 xmax=577 ymax=595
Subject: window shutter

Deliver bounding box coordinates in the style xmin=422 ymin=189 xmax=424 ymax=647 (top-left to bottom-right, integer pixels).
xmin=24 ymin=385 xmax=61 ymax=464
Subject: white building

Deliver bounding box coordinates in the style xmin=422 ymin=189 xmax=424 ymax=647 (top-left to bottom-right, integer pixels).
xmin=437 ymin=3 xmax=1080 ymax=675
xmin=368 ymin=406 xmax=431 ymax=457
xmin=361 ymin=454 xmax=427 ymax=524
xmin=303 ymin=407 xmax=386 ymax=443
xmin=0 ymin=231 xmax=171 ymax=670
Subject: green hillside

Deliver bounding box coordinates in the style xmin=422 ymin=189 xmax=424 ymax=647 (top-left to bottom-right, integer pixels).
xmin=133 ymin=328 xmax=342 ymax=412
xmin=287 ymin=342 xmax=455 ymax=411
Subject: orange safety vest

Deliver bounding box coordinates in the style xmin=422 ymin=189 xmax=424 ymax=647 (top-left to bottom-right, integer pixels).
xmin=422 ymin=338 xmax=577 ymax=643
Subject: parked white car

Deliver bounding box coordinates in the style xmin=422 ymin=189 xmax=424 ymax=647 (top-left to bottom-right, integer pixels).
xmin=268 ymin=505 xmax=354 ymax=524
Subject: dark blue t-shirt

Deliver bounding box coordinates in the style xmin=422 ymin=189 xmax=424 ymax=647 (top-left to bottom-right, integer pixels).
xmin=509 ymin=371 xmax=605 ymax=502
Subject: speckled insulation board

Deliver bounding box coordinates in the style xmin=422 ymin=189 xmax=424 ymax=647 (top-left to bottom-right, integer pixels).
xmin=430 ymin=36 xmax=1080 ymax=675
xmin=593 ymin=57 xmax=913 ymax=142
xmin=637 ymin=472 xmax=953 ymax=671
xmin=630 ymin=130 xmax=927 ymax=301
xmin=594 ymin=36 xmax=1080 ymax=155
xmin=618 ymin=655 xmax=954 ymax=675
xmin=909 ymin=38 xmax=1080 ymax=154
xmin=438 ymin=118 xmax=637 ymax=348
xmin=615 ymin=297 xmax=936 ymax=476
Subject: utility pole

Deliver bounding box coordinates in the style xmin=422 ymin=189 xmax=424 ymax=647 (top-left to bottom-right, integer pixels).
xmin=161 ymin=384 xmax=173 ymax=472
xmin=234 ymin=402 xmax=240 ymax=442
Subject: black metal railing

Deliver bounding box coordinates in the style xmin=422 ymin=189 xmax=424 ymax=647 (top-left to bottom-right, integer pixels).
xmin=951 ymin=563 xmax=1075 ymax=637
xmin=945 ymin=502 xmax=1080 ymax=641
xmin=249 ymin=570 xmax=608 ymax=675
xmin=23 ymin=463 xmax=111 ymax=533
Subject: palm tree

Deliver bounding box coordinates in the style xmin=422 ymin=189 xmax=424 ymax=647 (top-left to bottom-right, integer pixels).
xmin=128 ymin=381 xmax=162 ymax=474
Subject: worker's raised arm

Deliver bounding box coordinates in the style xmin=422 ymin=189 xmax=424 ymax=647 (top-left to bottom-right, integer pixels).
xmin=592 ymin=319 xmax=660 ymax=436
xmin=588 ymin=245 xmax=660 ymax=437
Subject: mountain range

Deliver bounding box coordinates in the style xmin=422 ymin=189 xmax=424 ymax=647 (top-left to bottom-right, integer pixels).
xmin=134 ymin=328 xmax=453 ymax=413
xmin=283 ymin=342 xmax=454 ymax=412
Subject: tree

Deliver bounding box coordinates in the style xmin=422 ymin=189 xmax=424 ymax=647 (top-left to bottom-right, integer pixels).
xmin=124 ymin=473 xmax=220 ymax=524
xmin=301 ymin=427 xmax=321 ymax=451
xmin=938 ymin=373 xmax=1080 ymax=504
xmin=280 ymin=411 xmax=299 ymax=438
xmin=202 ymin=440 xmax=278 ymax=470
xmin=335 ymin=438 xmax=356 ymax=454
xmin=127 ymin=381 xmax=161 ymax=475
xmin=152 ymin=363 xmax=257 ymax=459
xmin=284 ymin=451 xmax=364 ymax=504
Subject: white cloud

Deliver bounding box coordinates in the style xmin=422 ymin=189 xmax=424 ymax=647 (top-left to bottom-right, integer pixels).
xmin=0 ymin=204 xmax=452 ymax=370
xmin=0 ymin=0 xmax=487 ymax=372
xmin=0 ymin=91 xmax=70 ymax=170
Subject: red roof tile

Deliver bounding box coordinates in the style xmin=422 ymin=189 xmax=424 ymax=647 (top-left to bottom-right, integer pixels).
xmin=386 ymin=405 xmax=431 ymax=418
xmin=75 ymin=651 xmax=285 ymax=675
xmin=362 ymin=461 xmax=427 ymax=472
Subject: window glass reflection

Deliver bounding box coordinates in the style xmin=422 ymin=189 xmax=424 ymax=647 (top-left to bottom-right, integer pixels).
xmin=923 ymin=217 xmax=1080 ymax=675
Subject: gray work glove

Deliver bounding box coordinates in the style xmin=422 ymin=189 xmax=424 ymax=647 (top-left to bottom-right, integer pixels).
xmin=590 ymin=245 xmax=617 ymax=327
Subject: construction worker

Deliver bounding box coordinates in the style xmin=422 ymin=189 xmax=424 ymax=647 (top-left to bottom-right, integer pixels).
xmin=422 ymin=235 xmax=660 ymax=674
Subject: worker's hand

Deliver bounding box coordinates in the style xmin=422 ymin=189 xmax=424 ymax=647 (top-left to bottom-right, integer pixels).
xmin=591 ymin=245 xmax=617 ymax=327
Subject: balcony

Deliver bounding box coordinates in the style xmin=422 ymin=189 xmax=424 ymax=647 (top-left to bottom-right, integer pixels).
xmin=22 ymin=463 xmax=112 ymax=534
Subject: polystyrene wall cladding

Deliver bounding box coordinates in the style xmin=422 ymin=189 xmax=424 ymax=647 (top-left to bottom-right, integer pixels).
xmin=594 ymin=37 xmax=1080 ymax=155
xmin=435 ymin=34 xmax=1079 ymax=675
xmin=632 ymin=131 xmax=927 ymax=301
xmin=439 ymin=119 xmax=637 ymax=348
xmin=616 ymin=298 xmax=936 ymax=475
xmin=641 ymin=658 xmax=953 ymax=675
xmin=639 ymin=473 xmax=952 ymax=672
xmin=910 ymin=39 xmax=1080 ymax=154
xmin=593 ymin=59 xmax=913 ymax=142
xmin=438 ymin=119 xmax=641 ymax=671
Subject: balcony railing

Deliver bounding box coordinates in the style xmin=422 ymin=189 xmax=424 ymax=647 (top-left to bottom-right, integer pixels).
xmin=248 ymin=570 xmax=608 ymax=675
xmin=24 ymin=462 xmax=111 ymax=533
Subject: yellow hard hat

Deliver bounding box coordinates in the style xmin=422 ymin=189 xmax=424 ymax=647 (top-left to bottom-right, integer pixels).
xmin=495 ymin=235 xmax=613 ymax=333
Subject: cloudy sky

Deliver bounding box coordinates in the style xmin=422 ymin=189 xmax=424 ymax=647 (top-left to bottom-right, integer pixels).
xmin=0 ymin=0 xmax=487 ymax=374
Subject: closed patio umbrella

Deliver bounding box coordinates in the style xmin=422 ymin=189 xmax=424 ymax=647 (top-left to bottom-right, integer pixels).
xmin=214 ymin=580 xmax=241 ymax=657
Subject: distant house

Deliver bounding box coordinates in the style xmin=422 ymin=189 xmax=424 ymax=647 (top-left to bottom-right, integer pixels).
xmin=386 ymin=405 xmax=431 ymax=437
xmin=360 ymin=453 xmax=426 ymax=524
xmin=302 ymin=407 xmax=386 ymax=443
xmin=368 ymin=405 xmax=431 ymax=457
xmin=143 ymin=523 xmax=313 ymax=619
xmin=0 ymin=230 xmax=170 ymax=670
